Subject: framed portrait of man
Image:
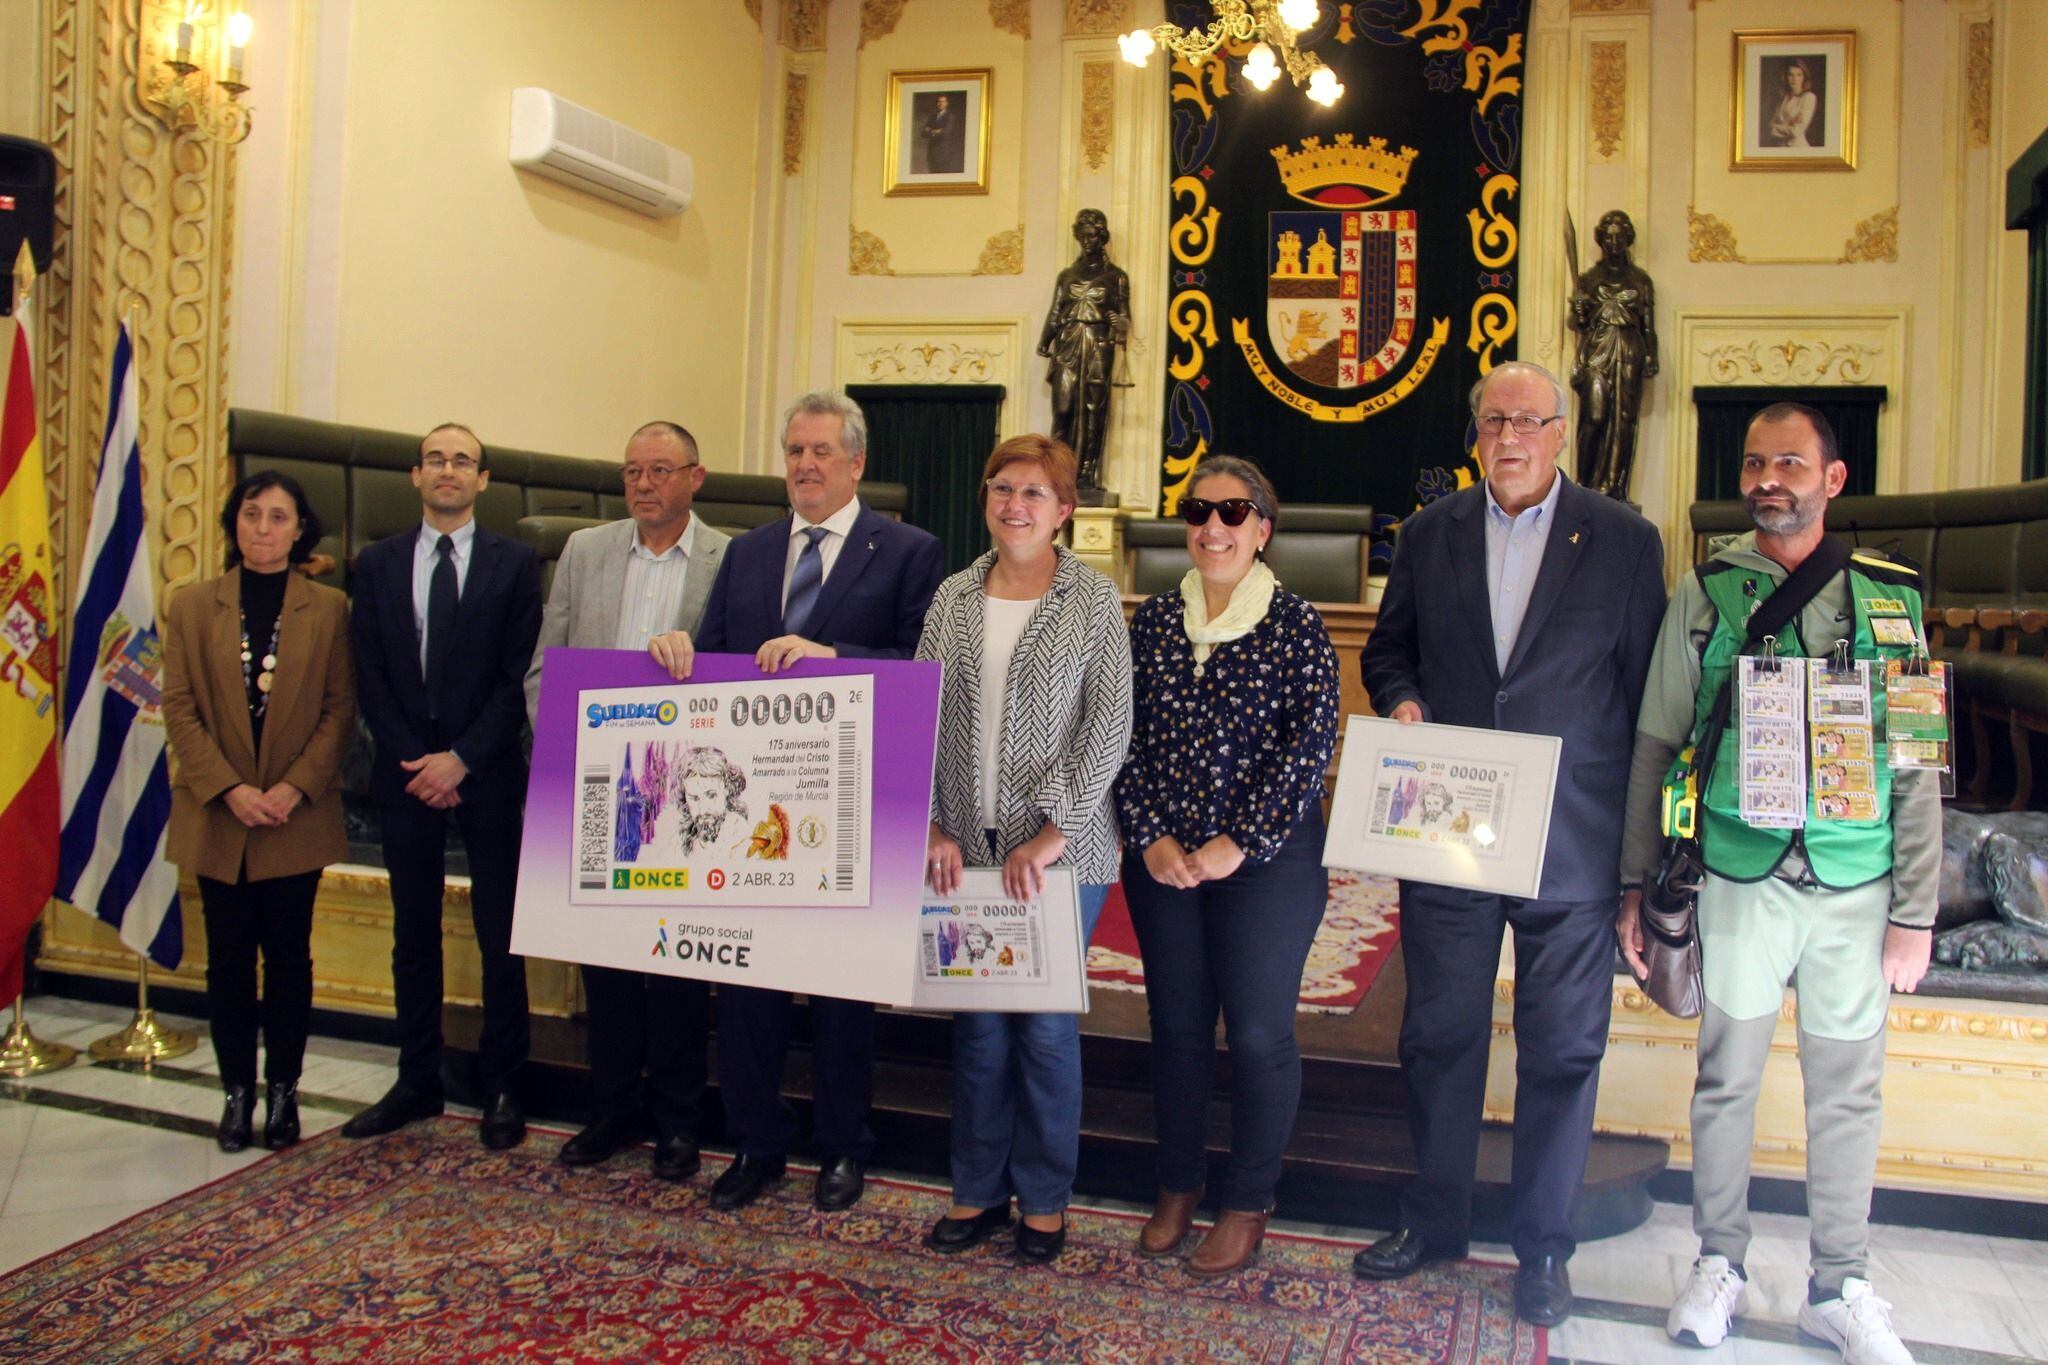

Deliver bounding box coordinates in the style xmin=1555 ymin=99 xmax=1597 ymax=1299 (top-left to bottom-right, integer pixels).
xmin=883 ymin=68 xmax=992 ymax=196
xmin=1732 ymin=29 xmax=1857 ymax=171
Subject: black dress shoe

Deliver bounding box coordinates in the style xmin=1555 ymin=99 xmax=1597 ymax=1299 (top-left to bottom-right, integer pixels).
xmin=709 ymin=1154 xmax=787 ymax=1210
xmin=650 ymin=1134 xmax=701 ymax=1181
xmin=1015 ymin=1216 xmax=1067 ymax=1265
xmin=1351 ymin=1227 xmax=1459 ymax=1281
xmin=814 ymin=1155 xmax=866 ymax=1211
xmin=1514 ymin=1256 xmax=1573 ymax=1327
xmin=341 ymin=1083 xmax=445 ymax=1140
xmin=558 ymin=1115 xmax=649 ymax=1167
xmin=217 ymin=1086 xmax=254 ymax=1153
xmin=925 ymin=1204 xmax=1013 ymax=1253
xmin=479 ymin=1093 xmax=525 ymax=1151
xmin=263 ymin=1082 xmax=301 ymax=1149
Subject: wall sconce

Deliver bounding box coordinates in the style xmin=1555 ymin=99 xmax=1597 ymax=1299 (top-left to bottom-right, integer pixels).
xmin=138 ymin=1 xmax=254 ymax=145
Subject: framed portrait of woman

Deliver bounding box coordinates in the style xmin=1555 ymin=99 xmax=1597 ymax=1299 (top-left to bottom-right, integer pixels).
xmin=1731 ymin=29 xmax=1857 ymax=171
xmin=882 ymin=68 xmax=992 ymax=196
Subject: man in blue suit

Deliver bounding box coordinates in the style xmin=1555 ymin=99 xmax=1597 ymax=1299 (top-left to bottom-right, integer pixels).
xmin=344 ymin=423 xmax=543 ymax=1150
xmin=647 ymin=389 xmax=944 ymax=1212
xmin=1355 ymin=362 xmax=1665 ymax=1326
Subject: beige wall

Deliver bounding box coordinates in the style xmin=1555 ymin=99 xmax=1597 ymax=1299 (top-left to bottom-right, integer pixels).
xmin=1993 ymin=0 xmax=2048 ymax=481
xmin=238 ymin=0 xmax=768 ymax=466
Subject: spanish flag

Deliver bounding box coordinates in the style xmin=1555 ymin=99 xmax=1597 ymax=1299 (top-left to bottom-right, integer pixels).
xmin=0 ymin=256 xmax=60 ymax=1010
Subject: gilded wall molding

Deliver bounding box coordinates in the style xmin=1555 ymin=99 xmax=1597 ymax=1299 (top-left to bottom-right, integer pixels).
xmin=850 ymin=226 xmax=897 ymax=275
xmin=990 ymin=0 xmax=1030 ymax=38
xmin=39 ymin=0 xmax=81 ymax=615
xmin=1686 ymin=205 xmax=1743 ymax=263
xmin=973 ymin=225 xmax=1025 ymax=276
xmin=1081 ymin=60 xmax=1114 ymax=172
xmin=744 ymin=0 xmax=762 ymax=25
xmin=1524 ymin=979 xmax=2048 ymax=1047
xmin=1839 ymin=206 xmax=1899 ymax=264
xmin=782 ymin=71 xmax=809 ymax=177
xmin=1587 ymin=41 xmax=1624 ymax=162
xmin=1066 ymin=0 xmax=1131 ymax=36
xmin=1571 ymin=0 xmax=1647 ymax=11
xmin=851 ymin=341 xmax=1008 ymax=384
xmin=1699 ymin=338 xmax=1880 ymax=386
xmin=783 ymin=0 xmax=829 ymax=51
xmin=861 ymin=0 xmax=908 ymax=48
xmin=1965 ymin=21 xmax=1992 ymax=151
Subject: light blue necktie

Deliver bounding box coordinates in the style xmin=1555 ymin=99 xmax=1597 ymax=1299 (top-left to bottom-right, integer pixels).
xmin=783 ymin=526 xmax=829 ymax=636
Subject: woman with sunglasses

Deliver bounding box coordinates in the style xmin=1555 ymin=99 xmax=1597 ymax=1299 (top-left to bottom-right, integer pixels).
xmin=1114 ymin=454 xmax=1339 ymax=1277
xmin=918 ymin=434 xmax=1133 ymax=1265
xmin=162 ymin=472 xmax=355 ymax=1153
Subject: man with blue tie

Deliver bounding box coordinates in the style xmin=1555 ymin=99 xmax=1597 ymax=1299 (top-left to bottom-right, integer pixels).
xmin=345 ymin=423 xmax=543 ymax=1150
xmin=647 ymin=389 xmax=944 ymax=1211
xmin=1356 ymin=362 xmax=1666 ymax=1326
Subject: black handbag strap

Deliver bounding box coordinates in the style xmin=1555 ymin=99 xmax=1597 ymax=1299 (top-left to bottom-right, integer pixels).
xmin=1689 ymin=534 xmax=1853 ymax=797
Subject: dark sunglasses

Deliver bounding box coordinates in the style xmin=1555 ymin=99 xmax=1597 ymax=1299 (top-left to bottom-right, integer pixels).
xmin=1180 ymin=497 xmax=1260 ymax=527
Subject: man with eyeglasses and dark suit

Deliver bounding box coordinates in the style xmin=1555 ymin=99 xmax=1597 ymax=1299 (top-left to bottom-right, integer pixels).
xmin=522 ymin=420 xmax=731 ymax=1179
xmin=1355 ymin=362 xmax=1666 ymax=1328
xmin=345 ymin=423 xmax=543 ymax=1150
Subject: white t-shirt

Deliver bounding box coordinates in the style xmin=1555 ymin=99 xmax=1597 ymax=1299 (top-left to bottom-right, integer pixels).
xmin=978 ymin=594 xmax=1043 ymax=831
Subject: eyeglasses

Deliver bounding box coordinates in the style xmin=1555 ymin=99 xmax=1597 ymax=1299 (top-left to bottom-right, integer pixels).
xmin=1475 ymin=413 xmax=1564 ymax=436
xmin=620 ymin=462 xmax=698 ymax=487
xmin=1180 ymin=497 xmax=1260 ymax=527
xmin=420 ymin=455 xmax=480 ymax=473
xmin=985 ymin=479 xmax=1057 ymax=508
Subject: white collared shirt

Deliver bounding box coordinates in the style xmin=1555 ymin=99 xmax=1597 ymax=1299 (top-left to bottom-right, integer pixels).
xmin=782 ymin=498 xmax=864 ymax=612
xmin=613 ymin=514 xmax=698 ymax=650
xmin=413 ymin=517 xmax=477 ymax=671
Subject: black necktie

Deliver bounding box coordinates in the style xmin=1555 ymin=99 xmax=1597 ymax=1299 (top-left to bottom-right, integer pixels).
xmin=425 ymin=533 xmax=457 ymax=716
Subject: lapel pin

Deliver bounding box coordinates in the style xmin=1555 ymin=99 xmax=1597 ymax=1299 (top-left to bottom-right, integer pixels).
xmin=1569 ymin=532 xmax=1581 ymax=544
xmin=867 ymin=541 xmax=876 ymax=551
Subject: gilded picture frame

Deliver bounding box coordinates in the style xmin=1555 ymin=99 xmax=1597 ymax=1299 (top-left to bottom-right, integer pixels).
xmin=883 ymin=68 xmax=992 ymax=197
xmin=1731 ymin=29 xmax=1858 ymax=171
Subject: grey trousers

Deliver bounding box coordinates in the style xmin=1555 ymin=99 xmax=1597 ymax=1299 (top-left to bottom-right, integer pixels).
xmin=1689 ymin=1001 xmax=1886 ymax=1294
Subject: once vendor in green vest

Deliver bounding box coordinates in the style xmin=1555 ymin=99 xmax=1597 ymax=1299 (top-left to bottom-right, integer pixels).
xmin=1618 ymin=402 xmax=1934 ymax=1365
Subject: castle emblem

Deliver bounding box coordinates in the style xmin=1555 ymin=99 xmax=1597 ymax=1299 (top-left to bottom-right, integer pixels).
xmin=1262 ymin=135 xmax=1421 ymax=392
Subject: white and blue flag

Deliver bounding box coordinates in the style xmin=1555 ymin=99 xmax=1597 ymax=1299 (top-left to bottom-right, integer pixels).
xmin=56 ymin=321 xmax=181 ymax=967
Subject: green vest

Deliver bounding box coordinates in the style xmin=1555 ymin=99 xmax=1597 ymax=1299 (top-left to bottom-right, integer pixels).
xmin=1686 ymin=553 xmax=1923 ymax=889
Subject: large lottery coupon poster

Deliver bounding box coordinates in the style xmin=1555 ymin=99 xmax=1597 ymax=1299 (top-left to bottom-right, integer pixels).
xmin=513 ymin=649 xmax=940 ymax=1005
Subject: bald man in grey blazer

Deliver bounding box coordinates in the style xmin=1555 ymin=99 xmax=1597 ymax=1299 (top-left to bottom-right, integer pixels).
xmin=524 ymin=420 xmax=730 ymax=1180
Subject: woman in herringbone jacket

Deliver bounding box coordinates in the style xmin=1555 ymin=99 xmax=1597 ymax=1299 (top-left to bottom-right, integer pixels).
xmin=917 ymin=434 xmax=1133 ymax=1266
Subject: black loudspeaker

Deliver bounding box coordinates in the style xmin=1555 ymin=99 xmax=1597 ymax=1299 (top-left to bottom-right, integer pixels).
xmin=0 ymin=135 xmax=57 ymax=318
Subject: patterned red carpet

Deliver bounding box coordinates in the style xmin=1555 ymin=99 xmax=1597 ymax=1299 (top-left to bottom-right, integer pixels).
xmin=1089 ymin=870 xmax=1401 ymax=1014
xmin=0 ymin=1119 xmax=1538 ymax=1363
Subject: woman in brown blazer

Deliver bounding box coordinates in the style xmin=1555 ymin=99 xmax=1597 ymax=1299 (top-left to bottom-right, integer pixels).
xmin=162 ymin=471 xmax=355 ymax=1153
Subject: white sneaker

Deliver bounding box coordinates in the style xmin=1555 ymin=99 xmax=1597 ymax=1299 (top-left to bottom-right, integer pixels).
xmin=1797 ymin=1277 xmax=1916 ymax=1365
xmin=1667 ymin=1255 xmax=1749 ymax=1348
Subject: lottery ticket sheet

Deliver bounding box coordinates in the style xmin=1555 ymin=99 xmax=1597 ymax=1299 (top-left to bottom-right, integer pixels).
xmin=1808 ymin=659 xmax=1878 ymax=822
xmin=1738 ymin=656 xmax=1807 ymax=828
xmin=571 ymin=676 xmax=874 ymax=909
xmin=911 ymin=870 xmax=1087 ymax=1013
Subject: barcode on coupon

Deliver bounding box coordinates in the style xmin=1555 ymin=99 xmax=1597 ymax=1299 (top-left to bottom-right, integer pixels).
xmin=835 ymin=720 xmax=861 ymax=892
xmin=579 ymin=764 xmax=611 ymax=890
xmin=1029 ymin=915 xmax=1042 ymax=976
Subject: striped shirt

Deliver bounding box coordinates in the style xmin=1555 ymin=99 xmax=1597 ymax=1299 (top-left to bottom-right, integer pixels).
xmin=612 ymin=515 xmax=698 ymax=650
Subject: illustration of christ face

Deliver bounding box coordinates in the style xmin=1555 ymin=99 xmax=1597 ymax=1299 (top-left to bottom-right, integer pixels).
xmin=682 ymin=773 xmax=730 ymax=844
xmin=1420 ymin=785 xmax=1452 ymax=824
xmin=963 ymin=925 xmax=996 ymax=961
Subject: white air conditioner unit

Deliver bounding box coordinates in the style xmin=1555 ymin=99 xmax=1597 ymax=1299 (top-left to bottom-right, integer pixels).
xmin=508 ymin=87 xmax=692 ymax=218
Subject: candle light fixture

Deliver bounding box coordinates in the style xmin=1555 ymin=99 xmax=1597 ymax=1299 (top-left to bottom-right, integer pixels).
xmin=1120 ymin=0 xmax=1343 ymax=106
xmin=140 ymin=0 xmax=255 ymax=145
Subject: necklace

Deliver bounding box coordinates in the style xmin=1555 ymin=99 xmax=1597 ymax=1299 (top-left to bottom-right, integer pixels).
xmin=240 ymin=611 xmax=282 ymax=720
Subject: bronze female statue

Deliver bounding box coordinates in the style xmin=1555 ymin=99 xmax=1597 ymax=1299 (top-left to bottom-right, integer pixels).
xmin=1039 ymin=208 xmax=1130 ymax=496
xmin=1569 ymin=210 xmax=1659 ymax=502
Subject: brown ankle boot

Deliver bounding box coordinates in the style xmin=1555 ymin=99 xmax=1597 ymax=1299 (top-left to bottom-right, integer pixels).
xmin=1137 ymin=1186 xmax=1204 ymax=1257
xmin=1187 ymin=1208 xmax=1269 ymax=1278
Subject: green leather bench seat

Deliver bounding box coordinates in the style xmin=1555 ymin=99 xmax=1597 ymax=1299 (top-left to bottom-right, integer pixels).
xmin=1125 ymin=504 xmax=1374 ymax=604
xmin=228 ymin=408 xmax=908 ymax=591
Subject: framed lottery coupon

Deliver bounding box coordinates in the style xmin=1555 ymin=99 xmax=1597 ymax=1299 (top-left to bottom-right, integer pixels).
xmin=1323 ymin=715 xmax=1562 ymax=897
xmin=909 ymin=869 xmax=1088 ymax=1014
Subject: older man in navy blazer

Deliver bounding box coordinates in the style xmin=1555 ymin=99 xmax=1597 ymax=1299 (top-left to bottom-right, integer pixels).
xmin=344 ymin=422 xmax=543 ymax=1151
xmin=1356 ymin=362 xmax=1665 ymax=1327
xmin=648 ymin=389 xmax=944 ymax=1213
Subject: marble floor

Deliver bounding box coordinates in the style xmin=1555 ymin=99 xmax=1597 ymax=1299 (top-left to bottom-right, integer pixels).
xmin=2 ymin=994 xmax=2044 ymax=1363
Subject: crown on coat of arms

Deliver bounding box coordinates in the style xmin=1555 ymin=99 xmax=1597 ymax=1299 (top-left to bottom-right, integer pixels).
xmin=1269 ymin=134 xmax=1418 ymax=202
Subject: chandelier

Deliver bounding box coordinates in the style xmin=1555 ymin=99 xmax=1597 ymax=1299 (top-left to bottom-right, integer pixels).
xmin=1119 ymin=0 xmax=1344 ymax=106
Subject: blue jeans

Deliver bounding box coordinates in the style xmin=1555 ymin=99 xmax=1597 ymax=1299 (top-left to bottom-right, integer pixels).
xmin=948 ymin=883 xmax=1109 ymax=1215
xmin=1121 ymin=809 xmax=1328 ymax=1211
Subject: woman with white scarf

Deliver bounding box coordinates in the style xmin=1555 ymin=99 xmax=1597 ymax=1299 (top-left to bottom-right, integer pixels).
xmin=1113 ymin=454 xmax=1339 ymax=1278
